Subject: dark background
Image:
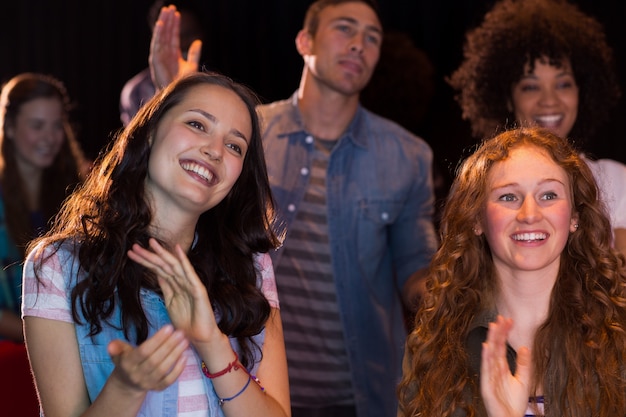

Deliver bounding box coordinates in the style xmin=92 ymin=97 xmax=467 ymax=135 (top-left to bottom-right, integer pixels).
xmin=1 ymin=0 xmax=625 ymax=184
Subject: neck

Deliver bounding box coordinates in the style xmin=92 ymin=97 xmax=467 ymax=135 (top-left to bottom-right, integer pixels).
xmin=297 ymin=68 xmax=360 ymax=140
xmin=494 ymin=269 xmax=556 ymax=350
xmin=149 ymin=219 xmax=197 ymax=253
xmin=148 ymin=205 xmax=200 ymax=254
xmin=17 ymin=164 xmax=43 ymax=211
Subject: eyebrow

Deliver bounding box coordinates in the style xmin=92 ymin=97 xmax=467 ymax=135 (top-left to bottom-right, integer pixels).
xmin=491 ymin=178 xmax=566 ymax=190
xmin=331 ymin=16 xmax=382 ymax=36
xmin=521 ymin=69 xmax=574 ymax=79
xmin=190 ymin=108 xmax=249 ymax=143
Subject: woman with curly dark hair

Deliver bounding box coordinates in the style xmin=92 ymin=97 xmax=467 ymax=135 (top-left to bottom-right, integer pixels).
xmin=22 ymin=71 xmax=290 ymax=417
xmin=448 ymin=0 xmax=626 ymax=258
xmin=397 ymin=126 xmax=626 ymax=416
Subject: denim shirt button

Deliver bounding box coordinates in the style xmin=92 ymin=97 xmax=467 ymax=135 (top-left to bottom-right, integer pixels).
xmin=300 ymin=167 xmax=309 ymax=176
xmin=288 ymin=204 xmax=296 ymax=212
xmin=381 ymin=212 xmax=389 ymax=221
xmin=305 ymin=135 xmax=314 ymax=144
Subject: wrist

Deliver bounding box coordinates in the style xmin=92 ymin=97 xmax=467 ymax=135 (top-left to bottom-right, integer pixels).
xmin=202 ymin=350 xmax=239 ymax=378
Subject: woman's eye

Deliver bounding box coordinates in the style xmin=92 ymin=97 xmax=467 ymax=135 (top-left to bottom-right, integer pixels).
xmin=557 ymin=81 xmax=574 ymax=89
xmin=187 ymin=120 xmax=205 ymax=131
xmin=498 ymin=193 xmax=517 ymax=202
xmin=541 ymin=192 xmax=558 ymax=200
xmin=227 ymin=143 xmax=242 ymax=155
xmin=519 ymin=84 xmax=538 ymax=92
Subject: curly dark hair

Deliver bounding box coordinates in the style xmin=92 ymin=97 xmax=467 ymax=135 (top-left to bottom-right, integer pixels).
xmin=448 ymin=0 xmax=621 ymax=144
xmin=28 ymin=71 xmax=282 ymax=367
xmin=397 ymin=126 xmax=626 ymax=417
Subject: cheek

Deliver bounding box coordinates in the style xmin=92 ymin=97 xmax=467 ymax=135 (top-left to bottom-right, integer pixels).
xmin=364 ymin=47 xmax=380 ymax=67
xmin=510 ymin=86 xmax=533 ymax=110
xmin=483 ymin=205 xmax=509 ymax=239
xmin=226 ymin=160 xmax=244 ymax=185
xmin=51 ymin=133 xmax=66 ymax=150
xmin=553 ymin=205 xmax=575 ymax=231
xmin=566 ymin=93 xmax=579 ymax=112
xmin=13 ymin=134 xmax=37 ymax=156
xmin=512 ymin=97 xmax=531 ymax=121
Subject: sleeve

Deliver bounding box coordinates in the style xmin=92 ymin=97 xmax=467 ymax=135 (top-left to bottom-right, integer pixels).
xmin=254 ymin=252 xmax=279 ymax=309
xmin=390 ymin=137 xmax=439 ymax=290
xmin=21 ymin=243 xmax=74 ymax=323
xmin=598 ymin=159 xmax=626 ymax=230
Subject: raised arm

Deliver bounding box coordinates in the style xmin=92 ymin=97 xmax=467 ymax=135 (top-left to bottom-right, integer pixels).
xmin=149 ymin=5 xmax=202 ymax=90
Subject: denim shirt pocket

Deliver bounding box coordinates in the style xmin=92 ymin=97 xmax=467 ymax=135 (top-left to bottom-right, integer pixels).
xmin=356 ymin=199 xmax=403 ymax=265
xmin=79 ymin=341 xmax=115 ymax=403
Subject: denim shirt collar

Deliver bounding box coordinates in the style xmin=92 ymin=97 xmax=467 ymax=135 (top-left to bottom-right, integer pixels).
xmin=283 ymin=91 xmax=369 ymax=149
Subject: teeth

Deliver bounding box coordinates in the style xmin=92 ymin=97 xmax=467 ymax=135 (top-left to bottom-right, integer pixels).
xmin=181 ymin=162 xmax=213 ymax=182
xmin=534 ymin=115 xmax=562 ymax=124
xmin=35 ymin=144 xmax=55 ymax=155
xmin=513 ymin=232 xmax=546 ymax=241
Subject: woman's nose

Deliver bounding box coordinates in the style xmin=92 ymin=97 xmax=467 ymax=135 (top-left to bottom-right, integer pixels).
xmin=517 ymin=197 xmax=541 ymax=223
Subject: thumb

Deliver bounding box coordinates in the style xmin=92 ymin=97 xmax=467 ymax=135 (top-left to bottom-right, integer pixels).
xmin=107 ymin=339 xmax=132 ymax=363
xmin=185 ymin=40 xmax=202 ymax=68
xmin=515 ymin=345 xmax=532 ymax=386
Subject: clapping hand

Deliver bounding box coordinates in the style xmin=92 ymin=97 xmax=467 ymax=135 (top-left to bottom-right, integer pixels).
xmin=127 ymin=238 xmax=222 ymax=346
xmin=107 ymin=325 xmax=189 ymax=394
xmin=480 ymin=315 xmax=532 ymax=417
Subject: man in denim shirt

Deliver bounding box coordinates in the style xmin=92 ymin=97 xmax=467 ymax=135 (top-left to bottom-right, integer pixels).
xmin=150 ymin=1 xmax=438 ymax=416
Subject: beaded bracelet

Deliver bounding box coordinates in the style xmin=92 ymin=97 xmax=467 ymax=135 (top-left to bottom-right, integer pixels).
xmin=201 ymin=351 xmax=239 ymax=378
xmin=218 ymin=375 xmax=252 ymax=407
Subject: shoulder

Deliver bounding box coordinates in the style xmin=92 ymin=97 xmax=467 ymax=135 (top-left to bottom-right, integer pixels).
xmin=257 ymin=97 xmax=293 ymax=120
xmin=256 ymin=96 xmax=302 ymax=139
xmin=120 ymin=68 xmax=152 ymax=93
xmin=25 ymin=239 xmax=80 ymax=277
xmin=253 ymin=252 xmax=279 ymax=309
xmin=591 ymin=157 xmax=626 ymax=175
xmin=358 ymin=107 xmax=433 ymax=156
xmin=585 ymin=156 xmax=626 ymax=189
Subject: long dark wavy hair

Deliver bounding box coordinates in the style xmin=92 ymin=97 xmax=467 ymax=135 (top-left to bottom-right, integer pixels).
xmin=0 ymin=72 xmax=86 ymax=257
xmin=397 ymin=127 xmax=626 ymax=417
xmin=448 ymin=0 xmax=621 ymax=145
xmin=28 ymin=71 xmax=282 ymax=367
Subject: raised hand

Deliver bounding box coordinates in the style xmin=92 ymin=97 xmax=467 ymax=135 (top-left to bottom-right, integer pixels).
xmin=480 ymin=315 xmax=532 ymax=417
xmin=149 ymin=5 xmax=202 ymax=90
xmin=107 ymin=324 xmax=189 ymax=393
xmin=127 ymin=238 xmax=222 ymax=346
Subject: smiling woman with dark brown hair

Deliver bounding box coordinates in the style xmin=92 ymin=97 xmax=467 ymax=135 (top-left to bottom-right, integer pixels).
xmin=22 ymin=71 xmax=290 ymax=417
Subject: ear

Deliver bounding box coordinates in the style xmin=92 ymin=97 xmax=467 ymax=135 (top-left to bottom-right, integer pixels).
xmin=473 ymin=222 xmax=483 ymax=236
xmin=295 ymin=29 xmax=313 ymax=57
xmin=570 ymin=213 xmax=580 ymax=233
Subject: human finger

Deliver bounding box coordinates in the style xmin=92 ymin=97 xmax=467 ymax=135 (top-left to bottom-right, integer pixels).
xmin=127 ymin=240 xmax=182 ymax=278
xmin=108 ymin=325 xmax=189 ymax=391
xmin=181 ymin=40 xmax=202 ymax=76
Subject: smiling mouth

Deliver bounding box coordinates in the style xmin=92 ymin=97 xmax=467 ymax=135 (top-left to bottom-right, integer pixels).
xmin=534 ymin=115 xmax=563 ymax=127
xmin=181 ymin=161 xmax=214 ymax=183
xmin=512 ymin=232 xmax=547 ymax=242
